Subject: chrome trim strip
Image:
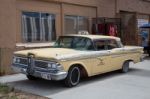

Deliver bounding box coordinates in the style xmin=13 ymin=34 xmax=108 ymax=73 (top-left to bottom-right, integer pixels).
xmin=14 ymin=63 xmax=28 ymax=67
xmin=34 ymin=59 xmax=56 ymax=64
xmin=34 ymin=66 xmax=57 ymax=71
xmin=59 ymin=50 xmax=141 ymax=61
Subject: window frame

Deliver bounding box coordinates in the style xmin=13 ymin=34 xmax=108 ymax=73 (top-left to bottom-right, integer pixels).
xmin=54 ymin=36 xmax=95 ymax=51
xmin=93 ymin=39 xmax=120 ymax=51
xmin=21 ymin=11 xmax=56 ymax=43
xmin=93 ymin=39 xmax=108 ymax=51
xmin=64 ymin=15 xmax=89 ymax=34
xmin=106 ymin=39 xmax=121 ymax=50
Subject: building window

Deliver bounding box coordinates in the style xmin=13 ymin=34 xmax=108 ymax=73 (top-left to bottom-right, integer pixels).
xmin=65 ymin=15 xmax=89 ymax=34
xmin=22 ymin=12 xmax=56 ymax=42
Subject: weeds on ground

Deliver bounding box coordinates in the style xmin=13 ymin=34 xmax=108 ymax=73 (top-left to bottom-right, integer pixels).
xmin=0 ymin=84 xmax=18 ymax=99
xmin=0 ymin=84 xmax=12 ymax=93
xmin=0 ymin=84 xmax=48 ymax=99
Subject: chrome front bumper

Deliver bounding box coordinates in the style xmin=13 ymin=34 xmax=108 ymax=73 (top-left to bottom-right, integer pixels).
xmin=12 ymin=64 xmax=68 ymax=81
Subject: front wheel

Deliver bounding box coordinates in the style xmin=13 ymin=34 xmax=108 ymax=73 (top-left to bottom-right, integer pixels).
xmin=64 ymin=66 xmax=81 ymax=87
xmin=121 ymin=61 xmax=130 ymax=73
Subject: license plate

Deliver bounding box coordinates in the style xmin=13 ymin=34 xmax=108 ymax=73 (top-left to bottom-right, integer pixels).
xmin=41 ymin=73 xmax=49 ymax=79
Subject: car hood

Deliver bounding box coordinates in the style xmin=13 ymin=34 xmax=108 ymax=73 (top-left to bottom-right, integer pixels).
xmin=14 ymin=48 xmax=84 ymax=60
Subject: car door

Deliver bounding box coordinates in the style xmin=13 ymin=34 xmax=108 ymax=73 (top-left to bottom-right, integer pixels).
xmin=91 ymin=39 xmax=112 ymax=75
xmin=108 ymin=39 xmax=125 ymax=70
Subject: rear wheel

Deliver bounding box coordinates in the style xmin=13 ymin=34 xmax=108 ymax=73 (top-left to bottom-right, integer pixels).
xmin=64 ymin=66 xmax=80 ymax=87
xmin=121 ymin=61 xmax=130 ymax=73
xmin=26 ymin=75 xmax=38 ymax=80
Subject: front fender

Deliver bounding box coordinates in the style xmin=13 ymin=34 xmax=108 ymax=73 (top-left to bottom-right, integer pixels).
xmin=61 ymin=61 xmax=91 ymax=77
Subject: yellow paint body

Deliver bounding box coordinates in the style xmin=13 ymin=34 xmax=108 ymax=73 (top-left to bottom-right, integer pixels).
xmin=14 ymin=35 xmax=143 ymax=77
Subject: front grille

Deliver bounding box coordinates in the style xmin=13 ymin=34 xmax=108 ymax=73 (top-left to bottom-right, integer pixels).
xmin=15 ymin=56 xmax=49 ymax=68
xmin=19 ymin=58 xmax=28 ymax=65
xmin=35 ymin=60 xmax=48 ymax=69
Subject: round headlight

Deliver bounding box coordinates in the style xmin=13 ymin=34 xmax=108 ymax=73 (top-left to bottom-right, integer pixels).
xmin=47 ymin=62 xmax=63 ymax=70
xmin=51 ymin=63 xmax=57 ymax=69
xmin=48 ymin=63 xmax=52 ymax=68
xmin=16 ymin=58 xmax=20 ymax=63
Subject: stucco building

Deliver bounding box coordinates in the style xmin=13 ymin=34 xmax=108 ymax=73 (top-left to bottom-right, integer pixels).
xmin=0 ymin=0 xmax=150 ymax=74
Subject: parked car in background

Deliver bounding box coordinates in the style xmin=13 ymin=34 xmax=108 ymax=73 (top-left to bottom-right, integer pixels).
xmin=140 ymin=23 xmax=150 ymax=56
xmin=12 ymin=34 xmax=144 ymax=87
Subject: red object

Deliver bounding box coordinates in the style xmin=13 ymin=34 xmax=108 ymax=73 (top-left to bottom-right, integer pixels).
xmin=98 ymin=24 xmax=105 ymax=35
xmin=108 ymin=24 xmax=117 ymax=36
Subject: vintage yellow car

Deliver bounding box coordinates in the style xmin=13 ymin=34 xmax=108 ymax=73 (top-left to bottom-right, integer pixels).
xmin=12 ymin=34 xmax=143 ymax=87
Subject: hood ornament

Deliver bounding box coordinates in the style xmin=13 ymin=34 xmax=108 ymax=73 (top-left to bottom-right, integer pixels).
xmin=28 ymin=53 xmax=35 ymax=58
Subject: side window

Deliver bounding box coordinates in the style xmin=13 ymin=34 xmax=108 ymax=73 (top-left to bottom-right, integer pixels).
xmin=107 ymin=39 xmax=119 ymax=50
xmin=85 ymin=39 xmax=95 ymax=50
xmin=73 ymin=37 xmax=87 ymax=48
xmin=55 ymin=37 xmax=73 ymax=48
xmin=73 ymin=37 xmax=94 ymax=50
xmin=94 ymin=40 xmax=107 ymax=51
xmin=59 ymin=37 xmax=72 ymax=48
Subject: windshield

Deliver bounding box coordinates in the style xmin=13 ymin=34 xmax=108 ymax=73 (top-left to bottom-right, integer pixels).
xmin=54 ymin=36 xmax=95 ymax=51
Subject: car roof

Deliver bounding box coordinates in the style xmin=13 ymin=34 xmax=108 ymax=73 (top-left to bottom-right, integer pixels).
xmin=63 ymin=34 xmax=121 ymax=41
